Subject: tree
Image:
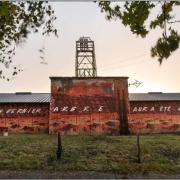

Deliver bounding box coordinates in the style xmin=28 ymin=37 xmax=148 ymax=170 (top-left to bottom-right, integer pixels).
xmin=0 ymin=1 xmax=57 ymax=80
xmin=98 ymin=1 xmax=180 ymax=64
xmin=1 ymin=2 xmax=180 ymax=81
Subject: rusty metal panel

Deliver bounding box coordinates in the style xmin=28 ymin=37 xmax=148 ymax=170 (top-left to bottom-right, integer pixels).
xmin=0 ymin=103 xmax=49 ymax=133
xmin=130 ymin=101 xmax=180 ymax=114
xmin=0 ymin=103 xmax=49 ymax=117
xmin=49 ymin=77 xmax=129 ymax=135
xmin=129 ymin=101 xmax=180 ymax=134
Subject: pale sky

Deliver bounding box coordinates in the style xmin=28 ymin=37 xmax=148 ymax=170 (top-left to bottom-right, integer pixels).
xmin=0 ymin=2 xmax=180 ymax=93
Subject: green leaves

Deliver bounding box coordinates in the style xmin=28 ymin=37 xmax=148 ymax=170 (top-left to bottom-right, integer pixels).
xmin=98 ymin=1 xmax=180 ymax=64
xmin=0 ymin=2 xmax=58 ymax=80
xmin=122 ymin=2 xmax=155 ymax=38
xmin=98 ymin=2 xmax=121 ymax=20
xmin=151 ymin=30 xmax=180 ymax=64
xmin=99 ymin=1 xmax=154 ymax=37
xmin=150 ymin=2 xmax=173 ymax=29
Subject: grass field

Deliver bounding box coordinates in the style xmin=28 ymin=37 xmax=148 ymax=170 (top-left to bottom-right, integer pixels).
xmin=0 ymin=133 xmax=180 ymax=176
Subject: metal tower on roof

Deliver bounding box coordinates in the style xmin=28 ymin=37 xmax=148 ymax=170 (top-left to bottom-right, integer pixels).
xmin=75 ymin=37 xmax=97 ymax=77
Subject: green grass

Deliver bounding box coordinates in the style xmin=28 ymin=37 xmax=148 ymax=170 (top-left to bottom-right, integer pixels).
xmin=0 ymin=133 xmax=180 ymax=175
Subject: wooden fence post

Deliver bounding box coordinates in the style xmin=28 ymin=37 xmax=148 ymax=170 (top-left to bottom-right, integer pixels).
xmin=56 ymin=132 xmax=62 ymax=160
xmin=137 ymin=133 xmax=141 ymax=163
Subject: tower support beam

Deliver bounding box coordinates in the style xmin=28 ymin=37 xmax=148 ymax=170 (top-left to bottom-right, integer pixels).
xmin=75 ymin=37 xmax=97 ymax=77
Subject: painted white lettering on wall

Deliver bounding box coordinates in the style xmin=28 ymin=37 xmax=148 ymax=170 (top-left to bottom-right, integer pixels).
xmin=150 ymin=107 xmax=155 ymax=112
xmin=0 ymin=108 xmax=43 ymax=115
xmin=159 ymin=106 xmax=171 ymax=112
xmin=53 ymin=107 xmax=59 ymax=112
xmin=6 ymin=109 xmax=13 ymax=114
xmin=133 ymin=107 xmax=148 ymax=112
xmin=83 ymin=106 xmax=90 ymax=112
xmin=131 ymin=105 xmax=177 ymax=113
xmin=98 ymin=106 xmax=103 ymax=112
xmin=17 ymin=109 xmax=26 ymax=114
xmin=36 ymin=108 xmax=41 ymax=113
xmin=70 ymin=106 xmax=77 ymax=112
xmin=61 ymin=106 xmax=68 ymax=112
xmin=51 ymin=106 xmax=104 ymax=113
xmin=133 ymin=107 xmax=138 ymax=112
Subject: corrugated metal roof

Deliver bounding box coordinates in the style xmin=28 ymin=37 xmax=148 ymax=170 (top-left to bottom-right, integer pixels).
xmin=50 ymin=76 xmax=129 ymax=80
xmin=0 ymin=93 xmax=50 ymax=103
xmin=0 ymin=92 xmax=180 ymax=103
xmin=129 ymin=93 xmax=180 ymax=101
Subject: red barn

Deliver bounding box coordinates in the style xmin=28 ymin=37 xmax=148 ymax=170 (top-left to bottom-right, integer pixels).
xmin=129 ymin=92 xmax=180 ymax=134
xmin=0 ymin=92 xmax=50 ymax=133
xmin=0 ymin=86 xmax=180 ymax=134
xmin=49 ymin=77 xmax=129 ymax=135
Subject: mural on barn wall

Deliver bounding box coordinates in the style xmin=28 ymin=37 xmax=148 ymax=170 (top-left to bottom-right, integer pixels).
xmin=0 ymin=103 xmax=49 ymax=133
xmin=49 ymin=77 xmax=129 ymax=135
xmin=1 ymin=77 xmax=180 ymax=134
xmin=129 ymin=101 xmax=180 ymax=134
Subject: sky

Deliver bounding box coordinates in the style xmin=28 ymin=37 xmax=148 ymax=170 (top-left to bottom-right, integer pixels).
xmin=0 ymin=2 xmax=180 ymax=93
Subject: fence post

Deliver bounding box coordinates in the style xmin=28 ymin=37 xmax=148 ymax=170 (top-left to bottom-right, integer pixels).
xmin=56 ymin=132 xmax=62 ymax=160
xmin=137 ymin=133 xmax=141 ymax=163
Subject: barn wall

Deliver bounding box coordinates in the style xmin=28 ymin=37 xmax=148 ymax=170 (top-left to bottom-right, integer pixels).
xmin=0 ymin=103 xmax=49 ymax=133
xmin=1 ymin=91 xmax=180 ymax=135
xmin=49 ymin=77 xmax=129 ymax=135
xmin=128 ymin=101 xmax=180 ymax=133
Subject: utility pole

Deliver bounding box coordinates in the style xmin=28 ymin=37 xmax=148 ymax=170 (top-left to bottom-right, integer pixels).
xmin=75 ymin=37 xmax=97 ymax=77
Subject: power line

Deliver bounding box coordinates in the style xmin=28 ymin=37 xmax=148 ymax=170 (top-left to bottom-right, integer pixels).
xmin=99 ymin=54 xmax=149 ymax=70
xmin=100 ymin=54 xmax=149 ymax=71
xmin=100 ymin=59 xmax=149 ymax=72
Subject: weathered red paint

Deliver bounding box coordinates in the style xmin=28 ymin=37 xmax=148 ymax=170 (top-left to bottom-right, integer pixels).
xmin=1 ymin=78 xmax=180 ymax=135
xmin=49 ymin=77 xmax=129 ymax=135
xmin=0 ymin=103 xmax=49 ymax=133
xmin=130 ymin=101 xmax=180 ymax=114
xmin=129 ymin=101 xmax=180 ymax=134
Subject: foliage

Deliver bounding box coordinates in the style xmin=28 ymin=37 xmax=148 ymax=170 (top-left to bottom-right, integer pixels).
xmin=0 ymin=1 xmax=57 ymax=80
xmin=98 ymin=1 xmax=180 ymax=64
xmin=1 ymin=1 xmax=180 ymax=80
xmin=151 ymin=29 xmax=180 ymax=64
